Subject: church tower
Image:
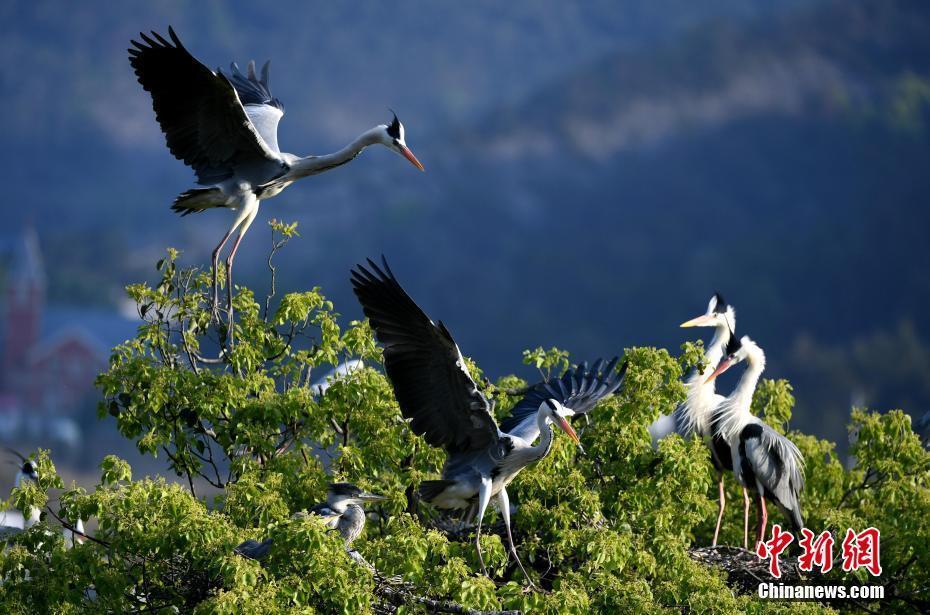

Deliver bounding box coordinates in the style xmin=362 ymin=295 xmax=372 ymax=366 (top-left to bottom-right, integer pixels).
xmin=2 ymin=227 xmax=45 ymax=391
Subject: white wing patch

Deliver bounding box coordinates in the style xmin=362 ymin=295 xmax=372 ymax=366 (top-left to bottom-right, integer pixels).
xmin=244 ymin=104 xmax=284 ymax=154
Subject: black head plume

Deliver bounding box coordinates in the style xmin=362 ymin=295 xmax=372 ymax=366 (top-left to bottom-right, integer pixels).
xmin=724 ymin=334 xmax=742 ymax=358
xmin=5 ymin=447 xmax=27 ymax=464
xmin=386 ymin=112 xmax=402 ymax=140
xmin=329 ymin=482 xmax=361 ymax=497
xmin=712 ymin=291 xmax=728 ymax=314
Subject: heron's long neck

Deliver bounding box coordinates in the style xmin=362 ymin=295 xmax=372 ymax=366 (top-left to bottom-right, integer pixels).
xmin=289 ymin=128 xmax=382 ymax=179
xmin=732 ymin=350 xmax=765 ymax=411
xmin=527 ymin=411 xmax=556 ymax=462
xmin=715 ymin=349 xmax=765 ymax=442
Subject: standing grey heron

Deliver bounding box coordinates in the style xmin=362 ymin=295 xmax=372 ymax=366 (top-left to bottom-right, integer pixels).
xmin=647 ymin=293 xmax=751 ymax=547
xmin=351 ymin=257 xmax=625 ymax=585
xmin=235 ymin=482 xmax=386 ymax=560
xmin=706 ymin=336 xmax=805 ymax=547
xmin=129 ymin=28 xmax=425 ymax=324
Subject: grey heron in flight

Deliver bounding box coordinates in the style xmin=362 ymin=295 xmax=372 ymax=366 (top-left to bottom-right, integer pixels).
xmin=647 ymin=293 xmax=751 ymax=547
xmin=129 ymin=28 xmax=425 ymax=324
xmin=706 ymin=336 xmax=805 ymax=547
xmin=351 ymin=257 xmax=625 ymax=585
xmin=235 ymin=482 xmax=386 ymax=561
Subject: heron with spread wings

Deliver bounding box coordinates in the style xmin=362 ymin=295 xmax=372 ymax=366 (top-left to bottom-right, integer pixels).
xmin=129 ymin=28 xmax=424 ymax=324
xmin=351 ymin=257 xmax=625 ymax=585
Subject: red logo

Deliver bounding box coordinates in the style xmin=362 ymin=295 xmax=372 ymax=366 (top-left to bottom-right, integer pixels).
xmin=756 ymin=524 xmax=794 ymax=578
xmin=841 ymin=527 xmax=882 ymax=577
xmin=756 ymin=526 xmax=882 ymax=578
xmin=798 ymin=528 xmax=834 ymax=573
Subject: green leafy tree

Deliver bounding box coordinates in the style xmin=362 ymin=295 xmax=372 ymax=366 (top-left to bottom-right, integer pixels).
xmin=0 ymin=230 xmax=926 ymax=613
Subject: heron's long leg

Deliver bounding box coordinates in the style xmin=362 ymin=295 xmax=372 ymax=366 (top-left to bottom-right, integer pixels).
xmin=474 ymin=477 xmax=493 ymax=577
xmin=755 ymin=494 xmax=768 ymax=548
xmin=742 ymin=487 xmax=751 ymax=550
xmin=712 ymin=473 xmax=726 ymax=547
xmin=223 ymin=197 xmax=260 ymax=343
xmin=211 ymin=229 xmax=235 ymax=321
xmin=498 ymin=487 xmax=535 ymax=588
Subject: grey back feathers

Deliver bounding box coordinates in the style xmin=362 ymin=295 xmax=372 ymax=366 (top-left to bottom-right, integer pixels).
xmin=234 ymin=538 xmax=273 ymax=561
xmin=741 ymin=422 xmax=805 ymax=530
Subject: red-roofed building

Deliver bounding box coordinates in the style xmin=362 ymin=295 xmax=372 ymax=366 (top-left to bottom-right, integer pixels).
xmin=0 ymin=228 xmax=139 ymax=445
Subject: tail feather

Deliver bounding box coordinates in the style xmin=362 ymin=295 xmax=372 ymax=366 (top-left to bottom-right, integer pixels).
xmin=789 ymin=505 xmax=804 ymax=534
xmin=171 ymin=188 xmax=225 ymax=217
xmin=418 ymin=480 xmax=456 ymax=503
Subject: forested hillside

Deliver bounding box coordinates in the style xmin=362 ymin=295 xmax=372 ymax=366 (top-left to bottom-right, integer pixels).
xmin=3 ymin=0 xmax=929 ymax=451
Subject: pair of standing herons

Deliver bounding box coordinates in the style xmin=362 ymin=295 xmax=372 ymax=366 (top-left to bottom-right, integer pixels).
xmin=129 ymin=28 xmax=804 ymax=585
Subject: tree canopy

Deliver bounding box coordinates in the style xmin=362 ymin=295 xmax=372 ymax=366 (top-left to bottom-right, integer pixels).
xmin=0 ymin=228 xmax=927 ymax=614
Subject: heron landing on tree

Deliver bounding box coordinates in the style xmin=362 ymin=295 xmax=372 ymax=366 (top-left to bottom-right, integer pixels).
xmin=129 ymin=28 xmax=425 ymax=329
xmin=351 ymin=257 xmax=625 ymax=586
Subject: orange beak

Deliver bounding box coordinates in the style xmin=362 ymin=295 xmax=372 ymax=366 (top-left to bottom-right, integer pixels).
xmin=681 ymin=314 xmax=715 ymax=328
xmin=399 ymin=144 xmax=425 ymax=171
xmin=705 ymin=357 xmax=733 ymax=384
xmin=555 ymin=414 xmax=582 ymax=451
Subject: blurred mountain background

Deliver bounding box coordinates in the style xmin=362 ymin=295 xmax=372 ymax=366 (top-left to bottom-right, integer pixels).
xmin=1 ymin=0 xmax=929 ymax=481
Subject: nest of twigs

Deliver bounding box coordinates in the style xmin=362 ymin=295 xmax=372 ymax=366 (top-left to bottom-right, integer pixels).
xmin=689 ymin=545 xmax=801 ymax=594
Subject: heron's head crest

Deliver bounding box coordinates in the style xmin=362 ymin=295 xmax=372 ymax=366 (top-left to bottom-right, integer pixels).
xmin=386 ymin=112 xmax=403 ymax=140
xmin=723 ymin=334 xmax=742 ymax=360
xmin=711 ymin=292 xmax=728 ymax=314
xmin=328 ymin=482 xmax=361 ymax=497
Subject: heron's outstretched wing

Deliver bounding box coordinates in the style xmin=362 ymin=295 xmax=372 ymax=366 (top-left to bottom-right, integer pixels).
xmin=222 ymin=60 xmax=285 ymax=154
xmin=502 ymin=358 xmax=626 ymax=442
xmin=351 ymin=257 xmax=499 ymax=454
xmin=128 ymin=27 xmax=281 ymax=184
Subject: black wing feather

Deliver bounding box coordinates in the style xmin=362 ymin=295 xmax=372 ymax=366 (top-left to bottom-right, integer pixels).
xmin=500 ymin=358 xmax=626 ymax=436
xmin=128 ymin=27 xmax=278 ymax=183
xmin=351 ymin=257 xmax=499 ymax=454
